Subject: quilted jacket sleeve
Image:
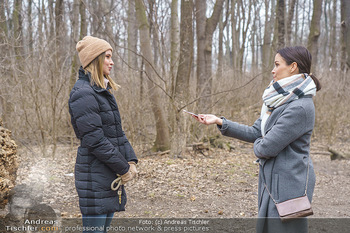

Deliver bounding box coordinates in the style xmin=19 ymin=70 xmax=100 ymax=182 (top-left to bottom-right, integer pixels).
xmin=69 ymin=87 xmax=129 ymax=175
xmin=122 ymin=132 xmax=138 ymax=163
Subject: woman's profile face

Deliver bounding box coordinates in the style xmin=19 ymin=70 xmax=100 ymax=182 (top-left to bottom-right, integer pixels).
xmin=103 ymin=50 xmax=114 ymax=76
xmin=271 ymin=53 xmax=295 ymax=82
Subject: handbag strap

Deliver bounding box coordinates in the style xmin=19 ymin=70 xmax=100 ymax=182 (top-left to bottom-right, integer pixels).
xmin=262 ymin=156 xmax=310 ymax=204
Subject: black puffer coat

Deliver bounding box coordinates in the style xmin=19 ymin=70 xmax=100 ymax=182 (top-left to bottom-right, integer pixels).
xmin=68 ymin=67 xmax=138 ymax=215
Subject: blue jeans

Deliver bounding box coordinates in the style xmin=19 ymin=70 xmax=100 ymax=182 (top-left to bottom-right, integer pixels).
xmin=82 ymin=213 xmax=114 ymax=233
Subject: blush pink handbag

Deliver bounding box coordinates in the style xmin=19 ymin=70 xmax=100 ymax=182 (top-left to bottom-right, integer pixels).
xmin=263 ymin=157 xmax=313 ymax=222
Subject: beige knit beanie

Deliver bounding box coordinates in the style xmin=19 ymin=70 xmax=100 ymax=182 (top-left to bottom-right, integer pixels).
xmin=76 ymin=36 xmax=113 ymax=68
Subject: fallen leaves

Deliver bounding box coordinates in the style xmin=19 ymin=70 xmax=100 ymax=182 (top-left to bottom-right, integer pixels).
xmin=6 ymin=139 xmax=350 ymax=219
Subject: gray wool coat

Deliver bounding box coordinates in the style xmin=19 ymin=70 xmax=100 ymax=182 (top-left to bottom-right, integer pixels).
xmin=218 ymin=96 xmax=316 ymax=233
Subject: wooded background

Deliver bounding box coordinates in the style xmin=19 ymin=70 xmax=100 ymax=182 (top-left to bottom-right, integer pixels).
xmin=0 ymin=0 xmax=349 ymax=157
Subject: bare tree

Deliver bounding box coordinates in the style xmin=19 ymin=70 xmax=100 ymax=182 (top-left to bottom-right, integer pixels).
xmin=0 ymin=0 xmax=9 ymax=122
xmin=308 ymin=0 xmax=323 ymax=69
xmin=341 ymin=0 xmax=350 ymax=70
xmin=27 ymin=0 xmax=33 ymax=52
xmin=286 ymin=0 xmax=296 ymax=46
xmin=231 ymin=0 xmax=238 ymax=70
xmin=274 ymin=0 xmax=285 ymax=49
xmin=135 ymin=0 xmax=170 ymax=151
xmin=128 ymin=0 xmax=138 ymax=70
xmin=0 ymin=0 xmax=7 ymax=38
xmin=79 ymin=0 xmax=87 ymax=39
xmin=0 ymin=0 xmax=348 ymax=158
xmin=262 ymin=0 xmax=275 ymax=83
xmin=230 ymin=0 xmax=253 ymax=73
xmin=217 ymin=0 xmax=229 ymax=78
xmin=238 ymin=0 xmax=252 ymax=72
xmin=170 ymin=0 xmax=194 ymax=156
xmin=170 ymin=0 xmax=180 ymax=97
xmin=195 ymin=0 xmax=224 ymax=113
xmin=13 ymin=0 xmax=23 ymax=57
xmin=329 ymin=0 xmax=338 ymax=68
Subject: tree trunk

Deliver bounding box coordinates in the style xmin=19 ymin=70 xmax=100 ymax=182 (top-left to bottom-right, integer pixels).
xmin=101 ymin=1 xmax=113 ymax=39
xmin=135 ymin=0 xmax=170 ymax=151
xmin=70 ymin=0 xmax=79 ymax=90
xmin=0 ymin=0 xmax=8 ymax=122
xmin=128 ymin=0 xmax=138 ymax=70
xmin=195 ymin=0 xmax=224 ymax=113
xmin=48 ymin=0 xmax=54 ymax=40
xmin=329 ymin=0 xmax=337 ymax=68
xmin=127 ymin=0 xmax=139 ymax=132
xmin=148 ymin=1 xmax=159 ymax=67
xmin=171 ymin=0 xmax=193 ymax=156
xmin=218 ymin=11 xmax=224 ymax=79
xmin=50 ymin=0 xmax=64 ymax=157
xmin=170 ymin=0 xmax=180 ymax=97
xmin=251 ymin=3 xmax=256 ymax=71
xmin=79 ymin=0 xmax=87 ymax=39
xmin=276 ymin=0 xmax=285 ymax=49
xmin=262 ymin=0 xmax=274 ymax=83
xmin=13 ymin=0 xmax=23 ymax=57
xmin=231 ymin=0 xmax=238 ymax=70
xmin=218 ymin=0 xmax=229 ymax=74
xmin=341 ymin=0 xmax=350 ymax=71
xmin=300 ymin=0 xmax=308 ymax=44
xmin=55 ymin=0 xmax=64 ymax=42
xmin=0 ymin=0 xmax=7 ymax=38
xmin=169 ymin=0 xmax=180 ymax=149
xmin=286 ymin=0 xmax=296 ymax=46
xmin=195 ymin=0 xmax=206 ymax=111
xmin=27 ymin=0 xmax=33 ymax=52
xmin=321 ymin=0 xmax=329 ymax=65
xmin=294 ymin=0 xmax=299 ymax=44
xmin=307 ymin=0 xmax=323 ymax=70
xmin=238 ymin=0 xmax=252 ymax=72
xmin=37 ymin=0 xmax=43 ymax=45
xmin=225 ymin=0 xmax=231 ymax=67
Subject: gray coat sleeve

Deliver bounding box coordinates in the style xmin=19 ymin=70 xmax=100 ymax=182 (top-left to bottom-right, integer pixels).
xmin=217 ymin=117 xmax=262 ymax=143
xmin=253 ymin=104 xmax=308 ymax=159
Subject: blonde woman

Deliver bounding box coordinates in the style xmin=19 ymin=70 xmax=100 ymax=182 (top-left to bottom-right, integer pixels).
xmin=69 ymin=36 xmax=138 ymax=233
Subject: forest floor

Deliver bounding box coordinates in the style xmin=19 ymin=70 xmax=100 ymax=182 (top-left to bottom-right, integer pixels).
xmin=2 ymin=137 xmax=349 ymax=221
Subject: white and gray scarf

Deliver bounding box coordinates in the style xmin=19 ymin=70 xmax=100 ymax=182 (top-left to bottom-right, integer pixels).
xmin=260 ymin=74 xmax=317 ymax=136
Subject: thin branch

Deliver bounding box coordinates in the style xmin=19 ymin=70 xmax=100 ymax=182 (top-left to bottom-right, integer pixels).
xmin=180 ymin=71 xmax=266 ymax=112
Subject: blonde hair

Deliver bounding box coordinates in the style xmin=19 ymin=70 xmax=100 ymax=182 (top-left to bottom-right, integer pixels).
xmin=84 ymin=52 xmax=119 ymax=91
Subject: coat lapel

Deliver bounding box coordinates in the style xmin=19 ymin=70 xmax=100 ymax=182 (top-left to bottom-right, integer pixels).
xmin=264 ymin=103 xmax=290 ymax=135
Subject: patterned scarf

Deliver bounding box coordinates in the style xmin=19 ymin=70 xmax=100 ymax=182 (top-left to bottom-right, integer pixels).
xmin=260 ymin=74 xmax=317 ymax=136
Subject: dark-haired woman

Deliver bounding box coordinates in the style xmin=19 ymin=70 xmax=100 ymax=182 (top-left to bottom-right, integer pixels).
xmin=69 ymin=36 xmax=138 ymax=233
xmin=195 ymin=46 xmax=320 ymax=233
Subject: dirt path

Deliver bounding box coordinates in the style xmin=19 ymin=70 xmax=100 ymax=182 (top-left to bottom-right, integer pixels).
xmin=3 ymin=139 xmax=349 ymax=219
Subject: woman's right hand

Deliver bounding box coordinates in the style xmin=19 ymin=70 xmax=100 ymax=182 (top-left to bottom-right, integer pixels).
xmin=196 ymin=114 xmax=223 ymax=126
xmin=121 ymin=169 xmax=135 ymax=185
xmin=128 ymin=162 xmax=138 ymax=178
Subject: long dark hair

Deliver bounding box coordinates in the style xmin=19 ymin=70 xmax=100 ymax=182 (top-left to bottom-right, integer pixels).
xmin=277 ymin=46 xmax=321 ymax=91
